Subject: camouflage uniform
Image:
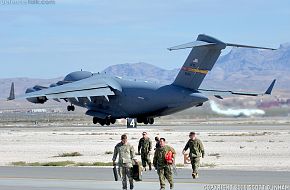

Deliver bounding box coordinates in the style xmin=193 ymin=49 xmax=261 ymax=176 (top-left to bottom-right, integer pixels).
xmin=153 ymin=145 xmax=176 ymax=190
xmin=138 ymin=137 xmax=152 ymax=169
xmin=112 ymin=142 xmax=136 ymax=190
xmin=183 ymin=138 xmax=204 ymax=176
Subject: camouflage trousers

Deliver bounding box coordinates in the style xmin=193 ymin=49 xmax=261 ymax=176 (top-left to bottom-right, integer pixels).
xmin=121 ymin=166 xmax=134 ymax=190
xmin=141 ymin=152 xmax=151 ymax=168
xmin=157 ymin=165 xmax=174 ymax=189
xmin=191 ymin=157 xmax=200 ymax=174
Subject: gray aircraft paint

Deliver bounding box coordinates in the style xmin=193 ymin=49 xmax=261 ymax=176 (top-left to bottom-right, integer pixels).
xmin=8 ymin=34 xmax=276 ymax=125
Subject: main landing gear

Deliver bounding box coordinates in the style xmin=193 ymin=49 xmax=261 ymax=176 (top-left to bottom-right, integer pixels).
xmin=67 ymin=105 xmax=75 ymax=111
xmin=137 ymin=117 xmax=154 ymax=125
xmin=93 ymin=117 xmax=116 ymax=126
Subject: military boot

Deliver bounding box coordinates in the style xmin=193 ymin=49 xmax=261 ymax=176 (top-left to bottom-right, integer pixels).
xmin=149 ymin=164 xmax=152 ymax=171
xmin=170 ymin=183 xmax=174 ymax=189
xmin=192 ymin=172 xmax=196 ymax=179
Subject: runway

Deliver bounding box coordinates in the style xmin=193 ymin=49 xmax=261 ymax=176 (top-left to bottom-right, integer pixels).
xmin=0 ymin=167 xmax=289 ymax=190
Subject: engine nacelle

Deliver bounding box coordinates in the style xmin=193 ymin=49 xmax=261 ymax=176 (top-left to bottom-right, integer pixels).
xmin=49 ymin=83 xmax=58 ymax=88
xmin=26 ymin=96 xmax=47 ymax=104
xmin=25 ymin=86 xmax=48 ymax=104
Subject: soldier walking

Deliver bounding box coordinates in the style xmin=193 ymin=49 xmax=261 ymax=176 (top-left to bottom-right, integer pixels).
xmin=112 ymin=134 xmax=137 ymax=190
xmin=182 ymin=132 xmax=205 ymax=179
xmin=153 ymin=138 xmax=176 ymax=190
xmin=138 ymin=132 xmax=152 ymax=171
xmin=154 ymin=136 xmax=161 ymax=150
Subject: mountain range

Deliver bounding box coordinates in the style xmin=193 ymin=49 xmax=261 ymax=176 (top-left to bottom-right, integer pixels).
xmin=0 ymin=43 xmax=289 ymax=98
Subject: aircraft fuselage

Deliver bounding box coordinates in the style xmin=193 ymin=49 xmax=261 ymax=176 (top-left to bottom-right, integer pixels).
xmin=68 ymin=76 xmax=208 ymax=119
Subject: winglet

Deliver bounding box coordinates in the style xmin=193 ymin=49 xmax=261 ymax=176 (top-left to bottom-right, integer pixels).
xmin=265 ymin=79 xmax=276 ymax=95
xmin=7 ymin=82 xmax=15 ymax=101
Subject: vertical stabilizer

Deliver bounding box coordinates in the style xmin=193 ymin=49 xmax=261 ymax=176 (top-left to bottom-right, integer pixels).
xmin=171 ymin=34 xmax=226 ymax=90
xmin=170 ymin=34 xmax=276 ymax=90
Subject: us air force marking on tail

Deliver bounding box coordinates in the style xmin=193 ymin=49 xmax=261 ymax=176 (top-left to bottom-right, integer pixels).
xmin=8 ymin=34 xmax=276 ymax=126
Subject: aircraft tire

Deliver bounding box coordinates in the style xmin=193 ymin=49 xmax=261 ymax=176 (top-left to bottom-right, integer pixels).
xmin=104 ymin=118 xmax=110 ymax=126
xmin=144 ymin=118 xmax=149 ymax=125
xmin=137 ymin=118 xmax=143 ymax=123
xmin=110 ymin=119 xmax=116 ymax=124
xmin=67 ymin=105 xmax=75 ymax=111
xmin=149 ymin=118 xmax=154 ymax=125
xmin=99 ymin=120 xmax=105 ymax=126
xmin=93 ymin=117 xmax=98 ymax=124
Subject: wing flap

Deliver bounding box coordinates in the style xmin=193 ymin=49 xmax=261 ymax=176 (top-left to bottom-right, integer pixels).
xmin=45 ymin=87 xmax=115 ymax=99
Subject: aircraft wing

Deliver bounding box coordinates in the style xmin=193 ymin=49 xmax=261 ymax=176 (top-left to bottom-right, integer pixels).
xmin=198 ymin=79 xmax=276 ymax=99
xmin=10 ymin=75 xmax=121 ymax=101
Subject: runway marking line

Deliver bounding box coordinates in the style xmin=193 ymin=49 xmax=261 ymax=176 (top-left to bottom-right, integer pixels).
xmin=0 ymin=176 xmax=284 ymax=185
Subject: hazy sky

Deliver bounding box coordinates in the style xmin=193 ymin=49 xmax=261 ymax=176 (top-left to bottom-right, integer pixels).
xmin=1 ymin=0 xmax=290 ymax=78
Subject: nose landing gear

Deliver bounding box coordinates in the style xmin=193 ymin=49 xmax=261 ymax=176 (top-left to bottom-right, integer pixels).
xmin=67 ymin=105 xmax=75 ymax=111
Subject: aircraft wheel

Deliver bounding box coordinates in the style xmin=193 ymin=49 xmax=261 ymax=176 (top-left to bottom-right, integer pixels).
xmin=67 ymin=105 xmax=75 ymax=111
xmin=93 ymin=117 xmax=98 ymax=124
xmin=144 ymin=118 xmax=149 ymax=125
xmin=99 ymin=120 xmax=105 ymax=126
xmin=149 ymin=118 xmax=154 ymax=125
xmin=110 ymin=118 xmax=116 ymax=124
xmin=105 ymin=118 xmax=111 ymax=126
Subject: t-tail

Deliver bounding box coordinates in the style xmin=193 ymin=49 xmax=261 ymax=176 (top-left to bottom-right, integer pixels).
xmin=170 ymin=34 xmax=276 ymax=90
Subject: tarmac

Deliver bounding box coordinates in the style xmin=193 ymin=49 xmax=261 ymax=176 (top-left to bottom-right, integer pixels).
xmin=0 ymin=167 xmax=289 ymax=190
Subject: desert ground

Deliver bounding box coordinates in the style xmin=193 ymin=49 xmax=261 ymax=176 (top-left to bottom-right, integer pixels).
xmin=0 ymin=114 xmax=290 ymax=171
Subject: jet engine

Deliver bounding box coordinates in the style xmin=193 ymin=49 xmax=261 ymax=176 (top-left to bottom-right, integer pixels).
xmin=25 ymin=85 xmax=48 ymax=104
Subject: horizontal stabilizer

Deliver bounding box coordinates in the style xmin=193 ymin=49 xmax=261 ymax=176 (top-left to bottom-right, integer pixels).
xmin=199 ymin=79 xmax=276 ymax=98
xmin=168 ymin=41 xmax=215 ymax=51
xmin=168 ymin=40 xmax=276 ymax=51
xmin=226 ymin=43 xmax=277 ymax=50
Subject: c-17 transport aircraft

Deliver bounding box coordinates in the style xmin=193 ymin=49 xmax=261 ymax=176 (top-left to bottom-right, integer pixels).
xmin=8 ymin=34 xmax=276 ymax=126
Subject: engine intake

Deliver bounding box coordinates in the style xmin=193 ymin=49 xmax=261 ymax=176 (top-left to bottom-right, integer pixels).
xmin=26 ymin=96 xmax=48 ymax=104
